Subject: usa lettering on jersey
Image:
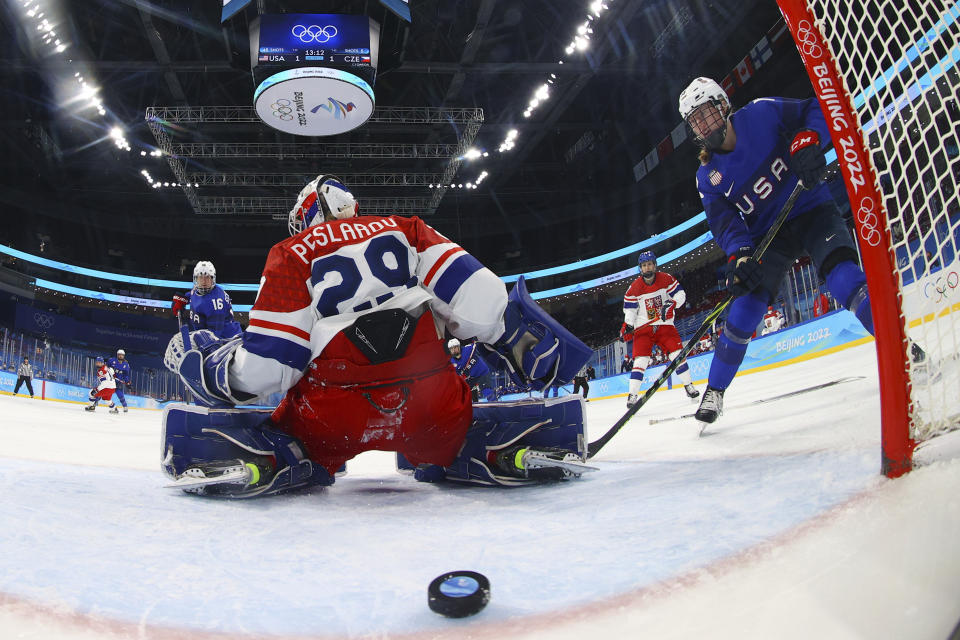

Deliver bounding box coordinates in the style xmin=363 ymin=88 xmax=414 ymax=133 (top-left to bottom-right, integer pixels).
xmin=734 ymin=156 xmax=789 ymax=216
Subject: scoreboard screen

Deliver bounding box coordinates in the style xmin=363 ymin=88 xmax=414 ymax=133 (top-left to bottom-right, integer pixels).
xmin=257 ymin=14 xmax=372 ymax=68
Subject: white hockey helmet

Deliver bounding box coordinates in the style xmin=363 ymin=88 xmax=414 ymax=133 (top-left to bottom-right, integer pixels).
xmin=193 ymin=260 xmax=216 ymax=295
xmin=447 ymin=338 xmax=460 ymax=350
xmin=117 ymin=349 xmax=125 ymax=357
xmin=678 ymin=77 xmax=732 ymax=149
xmin=288 ymin=174 xmax=359 ymax=236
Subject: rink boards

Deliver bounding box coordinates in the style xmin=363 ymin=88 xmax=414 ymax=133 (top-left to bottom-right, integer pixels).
xmin=524 ymin=308 xmax=873 ymax=401
xmin=0 ymin=308 xmax=873 ymax=409
xmin=0 ymin=373 xmax=166 ymax=410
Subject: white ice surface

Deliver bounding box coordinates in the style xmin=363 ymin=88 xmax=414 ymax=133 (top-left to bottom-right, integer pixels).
xmin=1 ymin=341 xmax=959 ymax=639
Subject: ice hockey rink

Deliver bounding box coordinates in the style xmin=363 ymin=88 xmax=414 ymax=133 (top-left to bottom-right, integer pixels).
xmin=1 ymin=341 xmax=959 ymax=640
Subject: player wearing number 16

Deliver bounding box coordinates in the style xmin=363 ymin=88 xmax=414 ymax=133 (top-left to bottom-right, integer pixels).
xmin=678 ymin=77 xmax=875 ymax=426
xmin=170 ymin=261 xmax=242 ymax=339
xmin=161 ymin=174 xmax=594 ymax=497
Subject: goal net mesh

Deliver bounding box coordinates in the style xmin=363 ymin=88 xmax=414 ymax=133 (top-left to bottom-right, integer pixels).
xmin=798 ymin=0 xmax=960 ymax=443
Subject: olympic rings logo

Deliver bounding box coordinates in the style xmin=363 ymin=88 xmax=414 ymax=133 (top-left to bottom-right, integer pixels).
xmin=291 ymin=24 xmax=338 ymax=43
xmin=796 ymin=20 xmax=823 ymax=59
xmin=854 ymin=196 xmax=883 ymax=247
xmin=33 ymin=313 xmax=55 ymax=329
xmin=271 ymin=99 xmax=293 ymax=121
xmin=924 ymin=270 xmax=959 ymax=303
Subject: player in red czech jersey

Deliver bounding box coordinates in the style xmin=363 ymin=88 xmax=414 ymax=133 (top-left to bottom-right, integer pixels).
xmin=621 ymin=250 xmax=700 ymax=407
xmin=84 ymin=355 xmax=117 ymax=412
xmin=161 ymin=174 xmax=594 ymax=497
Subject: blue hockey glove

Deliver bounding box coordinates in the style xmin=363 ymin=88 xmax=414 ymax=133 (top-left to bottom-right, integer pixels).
xmin=480 ymin=276 xmax=592 ymax=392
xmin=725 ymin=250 xmax=763 ymax=297
xmin=659 ymin=300 xmax=676 ymax=322
xmin=789 ymin=129 xmax=826 ymax=189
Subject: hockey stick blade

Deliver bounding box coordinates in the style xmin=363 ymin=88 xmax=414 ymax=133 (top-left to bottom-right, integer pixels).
xmin=523 ymin=451 xmax=599 ymax=475
xmin=165 ymin=465 xmax=253 ymax=490
xmin=647 ymin=376 xmax=866 ymax=425
xmin=587 ymin=182 xmax=805 ymax=459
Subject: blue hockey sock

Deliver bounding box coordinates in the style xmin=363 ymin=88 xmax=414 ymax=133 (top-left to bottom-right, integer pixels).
xmin=826 ymin=261 xmax=874 ymax=335
xmin=708 ymin=292 xmax=766 ymax=390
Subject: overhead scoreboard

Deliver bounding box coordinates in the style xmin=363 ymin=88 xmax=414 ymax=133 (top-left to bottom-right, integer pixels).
xmin=251 ymin=13 xmax=380 ymax=136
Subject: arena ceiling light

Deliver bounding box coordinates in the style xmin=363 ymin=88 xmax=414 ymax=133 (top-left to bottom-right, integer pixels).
xmin=485 ymin=1 xmax=616 ymax=183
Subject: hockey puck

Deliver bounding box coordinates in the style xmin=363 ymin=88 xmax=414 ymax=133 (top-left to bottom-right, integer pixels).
xmin=427 ymin=570 xmax=490 ymax=618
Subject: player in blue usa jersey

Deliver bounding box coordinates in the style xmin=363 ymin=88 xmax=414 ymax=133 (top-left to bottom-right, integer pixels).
xmin=677 ymin=77 xmax=875 ymax=427
xmin=106 ymin=349 xmax=131 ymax=413
xmin=448 ymin=338 xmax=496 ymax=401
xmin=171 ymin=261 xmax=242 ymax=339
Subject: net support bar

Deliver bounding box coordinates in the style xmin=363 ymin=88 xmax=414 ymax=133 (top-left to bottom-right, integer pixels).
xmin=777 ymin=0 xmax=914 ymax=476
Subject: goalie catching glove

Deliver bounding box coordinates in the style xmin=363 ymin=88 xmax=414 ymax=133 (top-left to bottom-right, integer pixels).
xmin=479 ymin=276 xmax=592 ymax=392
xmin=163 ymin=329 xmax=255 ymax=407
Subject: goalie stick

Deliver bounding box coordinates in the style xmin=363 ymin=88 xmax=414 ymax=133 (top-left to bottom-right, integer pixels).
xmin=645 ymin=376 xmax=866 ymax=425
xmin=587 ymin=181 xmax=805 ymax=459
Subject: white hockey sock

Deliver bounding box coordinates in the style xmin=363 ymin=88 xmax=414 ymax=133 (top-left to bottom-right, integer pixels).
xmin=629 ymin=356 xmax=650 ymax=394
xmin=669 ymin=350 xmax=693 ymax=386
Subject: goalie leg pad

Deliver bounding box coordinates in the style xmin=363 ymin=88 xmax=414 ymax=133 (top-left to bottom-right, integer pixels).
xmin=479 ymin=276 xmax=592 ymax=392
xmin=417 ymin=395 xmax=587 ymax=486
xmin=162 ymin=404 xmax=333 ymax=498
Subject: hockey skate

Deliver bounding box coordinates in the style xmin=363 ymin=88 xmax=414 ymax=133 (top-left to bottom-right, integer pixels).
xmin=684 ymin=384 xmax=700 ymax=399
xmin=84 ymin=404 xmax=96 ymax=412
xmin=165 ymin=458 xmax=274 ymax=496
xmin=626 ymin=393 xmax=638 ymax=408
xmin=108 ymin=405 xmax=119 ymax=414
xmin=491 ymin=446 xmax=597 ymax=481
xmin=695 ymin=386 xmax=724 ymax=435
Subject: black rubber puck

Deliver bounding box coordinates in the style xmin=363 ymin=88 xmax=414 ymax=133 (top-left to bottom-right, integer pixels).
xmin=427 ymin=570 xmax=490 ymax=618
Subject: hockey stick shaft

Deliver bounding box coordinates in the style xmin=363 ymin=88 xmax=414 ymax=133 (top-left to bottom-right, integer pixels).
xmin=177 ymin=309 xmax=191 ymax=349
xmin=587 ymin=182 xmax=805 ymax=458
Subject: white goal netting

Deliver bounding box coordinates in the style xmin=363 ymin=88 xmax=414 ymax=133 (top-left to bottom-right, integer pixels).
xmin=794 ymin=0 xmax=960 ymax=443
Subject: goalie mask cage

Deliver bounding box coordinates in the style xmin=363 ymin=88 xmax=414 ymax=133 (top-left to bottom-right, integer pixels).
xmin=777 ymin=0 xmax=960 ymax=476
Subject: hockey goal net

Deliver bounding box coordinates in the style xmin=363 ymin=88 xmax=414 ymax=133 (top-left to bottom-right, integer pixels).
xmin=777 ymin=0 xmax=960 ymax=476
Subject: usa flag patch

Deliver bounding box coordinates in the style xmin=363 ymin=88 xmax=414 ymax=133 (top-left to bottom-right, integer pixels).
xmin=709 ymin=170 xmax=723 ymax=186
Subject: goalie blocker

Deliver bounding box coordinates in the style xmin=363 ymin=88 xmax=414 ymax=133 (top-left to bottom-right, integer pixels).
xmin=163 ymin=395 xmax=590 ymax=497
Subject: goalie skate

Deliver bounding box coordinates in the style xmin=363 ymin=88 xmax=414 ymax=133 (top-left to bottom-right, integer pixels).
xmin=165 ymin=459 xmax=266 ymax=495
xmin=493 ymin=446 xmax=597 ymax=481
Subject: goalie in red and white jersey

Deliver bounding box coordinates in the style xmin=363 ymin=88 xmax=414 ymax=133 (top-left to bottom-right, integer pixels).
xmin=161 ymin=174 xmax=594 ymax=496
xmin=621 ymin=251 xmax=700 ymax=407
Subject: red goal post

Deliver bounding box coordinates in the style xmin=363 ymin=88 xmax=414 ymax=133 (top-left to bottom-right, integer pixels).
xmin=777 ymin=0 xmax=960 ymax=476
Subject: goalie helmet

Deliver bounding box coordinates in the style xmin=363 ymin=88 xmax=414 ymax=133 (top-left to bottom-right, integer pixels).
xmin=288 ymin=174 xmax=359 ymax=236
xmin=678 ymin=77 xmax=731 ymax=150
xmin=193 ymin=261 xmax=216 ymax=295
